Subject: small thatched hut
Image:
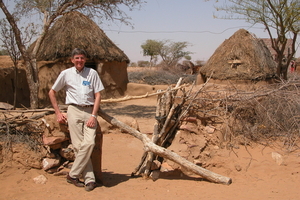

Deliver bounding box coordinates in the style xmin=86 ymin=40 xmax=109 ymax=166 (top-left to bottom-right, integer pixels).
xmin=33 ymin=11 xmax=130 ymax=107
xmin=199 ymin=29 xmax=277 ymax=83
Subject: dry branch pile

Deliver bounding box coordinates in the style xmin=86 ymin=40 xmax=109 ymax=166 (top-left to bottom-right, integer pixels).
xmin=187 ymin=79 xmax=300 ymax=152
xmin=0 ymin=110 xmax=51 ymax=152
xmin=112 ymin=78 xmax=300 ymax=183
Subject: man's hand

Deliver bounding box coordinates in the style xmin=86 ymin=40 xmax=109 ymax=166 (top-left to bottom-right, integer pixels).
xmin=86 ymin=116 xmax=97 ymax=128
xmin=56 ymin=112 xmax=67 ymax=124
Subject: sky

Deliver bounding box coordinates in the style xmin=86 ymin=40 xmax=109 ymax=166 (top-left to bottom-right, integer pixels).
xmin=1 ymin=0 xmax=299 ymax=63
xmin=99 ymin=0 xmax=299 ymax=63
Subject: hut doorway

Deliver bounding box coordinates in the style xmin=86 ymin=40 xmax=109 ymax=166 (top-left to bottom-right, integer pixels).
xmin=85 ymin=61 xmax=97 ymax=70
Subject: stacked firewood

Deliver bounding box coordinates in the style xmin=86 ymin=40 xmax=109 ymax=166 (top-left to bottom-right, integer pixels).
xmin=98 ymin=78 xmax=232 ymax=185
xmin=132 ymin=80 xmax=186 ymax=178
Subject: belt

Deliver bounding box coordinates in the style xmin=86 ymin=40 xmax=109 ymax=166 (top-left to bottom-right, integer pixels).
xmin=70 ymin=104 xmax=94 ymax=108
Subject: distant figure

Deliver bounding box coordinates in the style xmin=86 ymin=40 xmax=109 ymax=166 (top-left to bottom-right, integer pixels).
xmin=290 ymin=60 xmax=296 ymax=73
xmin=177 ymin=61 xmax=201 ymax=75
xmin=280 ymin=58 xmax=288 ymax=79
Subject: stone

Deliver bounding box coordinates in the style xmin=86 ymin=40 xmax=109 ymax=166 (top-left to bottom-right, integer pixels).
xmin=33 ymin=175 xmax=47 ymax=184
xmin=271 ymin=152 xmax=284 ymax=165
xmin=179 ymin=123 xmax=198 ymax=133
xmin=53 ymin=170 xmax=69 ymax=176
xmin=59 ymin=123 xmax=69 ymax=133
xmin=204 ymin=125 xmax=215 ymax=134
xmin=193 ymin=159 xmax=203 ymax=166
xmin=235 ymin=164 xmax=242 ymax=172
xmin=151 ymin=160 xmax=161 ymax=170
xmin=150 ymin=170 xmax=160 ymax=181
xmin=42 ymin=157 xmax=61 ymax=171
xmin=43 ymin=135 xmax=69 ymax=146
xmin=160 ymin=162 xmax=174 ymax=172
xmin=60 ymin=147 xmax=75 ymax=161
xmin=48 ymin=143 xmax=62 ymax=150
xmin=46 ymin=152 xmax=57 ymax=159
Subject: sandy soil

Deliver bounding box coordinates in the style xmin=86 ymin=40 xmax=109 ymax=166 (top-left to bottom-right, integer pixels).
xmin=0 ymin=92 xmax=300 ymax=200
xmin=0 ymin=55 xmax=299 ymax=199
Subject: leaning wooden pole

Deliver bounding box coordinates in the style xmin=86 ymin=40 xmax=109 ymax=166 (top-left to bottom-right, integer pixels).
xmin=98 ymin=109 xmax=232 ymax=185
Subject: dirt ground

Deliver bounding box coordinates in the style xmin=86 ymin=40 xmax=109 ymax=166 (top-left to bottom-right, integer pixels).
xmin=0 ymin=88 xmax=299 ymax=200
xmin=0 ymin=56 xmax=299 ymax=199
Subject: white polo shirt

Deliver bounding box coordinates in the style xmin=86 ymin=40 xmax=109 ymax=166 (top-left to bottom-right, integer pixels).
xmin=52 ymin=66 xmax=104 ymax=106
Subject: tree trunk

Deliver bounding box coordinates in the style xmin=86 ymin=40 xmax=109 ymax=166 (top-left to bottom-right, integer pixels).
xmin=98 ymin=109 xmax=232 ymax=185
xmin=24 ymin=60 xmax=39 ymax=109
xmin=13 ymin=65 xmax=17 ymax=109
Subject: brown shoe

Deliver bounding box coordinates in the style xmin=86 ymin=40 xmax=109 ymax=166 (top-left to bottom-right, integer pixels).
xmin=66 ymin=174 xmax=84 ymax=187
xmin=85 ymin=182 xmax=97 ymax=192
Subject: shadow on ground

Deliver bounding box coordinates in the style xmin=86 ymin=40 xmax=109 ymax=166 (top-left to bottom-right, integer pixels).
xmin=102 ymin=104 xmax=156 ymax=119
xmin=101 ymin=170 xmax=206 ymax=188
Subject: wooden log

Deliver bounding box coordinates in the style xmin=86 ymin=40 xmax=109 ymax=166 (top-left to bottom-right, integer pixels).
xmin=101 ymin=83 xmax=189 ymax=103
xmin=98 ymin=109 xmax=232 ymax=185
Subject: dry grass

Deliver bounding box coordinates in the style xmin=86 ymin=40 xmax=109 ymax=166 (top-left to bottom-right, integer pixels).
xmin=128 ymin=66 xmax=196 ymax=85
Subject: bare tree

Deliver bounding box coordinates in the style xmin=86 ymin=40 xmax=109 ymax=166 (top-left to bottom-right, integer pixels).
xmin=0 ymin=0 xmax=144 ymax=108
xmin=0 ymin=18 xmax=37 ymax=108
xmin=211 ymin=0 xmax=300 ymax=80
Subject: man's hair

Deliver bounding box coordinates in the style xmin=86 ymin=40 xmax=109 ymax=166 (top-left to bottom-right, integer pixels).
xmin=71 ymin=48 xmax=87 ymax=58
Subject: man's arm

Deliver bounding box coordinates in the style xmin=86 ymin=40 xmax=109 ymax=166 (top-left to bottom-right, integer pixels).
xmin=86 ymin=92 xmax=101 ymax=128
xmin=49 ymin=89 xmax=67 ymax=123
xmin=92 ymin=92 xmax=101 ymax=116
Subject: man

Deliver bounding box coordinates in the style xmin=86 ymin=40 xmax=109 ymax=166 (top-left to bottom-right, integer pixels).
xmin=49 ymin=48 xmax=104 ymax=192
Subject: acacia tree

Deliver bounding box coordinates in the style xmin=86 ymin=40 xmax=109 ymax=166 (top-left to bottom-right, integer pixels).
xmin=141 ymin=39 xmax=164 ymax=67
xmin=0 ymin=0 xmax=143 ymax=108
xmin=141 ymin=39 xmax=192 ymax=68
xmin=159 ymin=40 xmax=192 ymax=67
xmin=212 ymin=0 xmax=300 ymax=80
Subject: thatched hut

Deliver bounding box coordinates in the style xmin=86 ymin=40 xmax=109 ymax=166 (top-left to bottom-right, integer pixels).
xmin=33 ymin=11 xmax=130 ymax=107
xmin=199 ymin=29 xmax=277 ymax=83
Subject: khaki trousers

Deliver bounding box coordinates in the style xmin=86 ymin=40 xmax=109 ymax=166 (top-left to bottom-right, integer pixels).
xmin=67 ymin=105 xmax=96 ymax=184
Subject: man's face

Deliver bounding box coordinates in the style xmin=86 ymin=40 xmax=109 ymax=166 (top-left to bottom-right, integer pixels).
xmin=71 ymin=54 xmax=86 ymax=71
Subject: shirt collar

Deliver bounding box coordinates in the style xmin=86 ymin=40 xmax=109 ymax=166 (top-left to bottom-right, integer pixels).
xmin=74 ymin=66 xmax=86 ymax=74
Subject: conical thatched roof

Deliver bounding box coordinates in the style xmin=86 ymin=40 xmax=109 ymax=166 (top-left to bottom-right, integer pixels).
xmin=31 ymin=11 xmax=129 ymax=63
xmin=200 ymin=29 xmax=277 ymax=80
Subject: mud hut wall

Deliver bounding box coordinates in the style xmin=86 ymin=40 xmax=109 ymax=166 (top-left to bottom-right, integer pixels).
xmin=97 ymin=60 xmax=128 ymax=99
xmin=0 ymin=67 xmax=30 ymax=107
xmin=38 ymin=61 xmax=70 ymax=107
